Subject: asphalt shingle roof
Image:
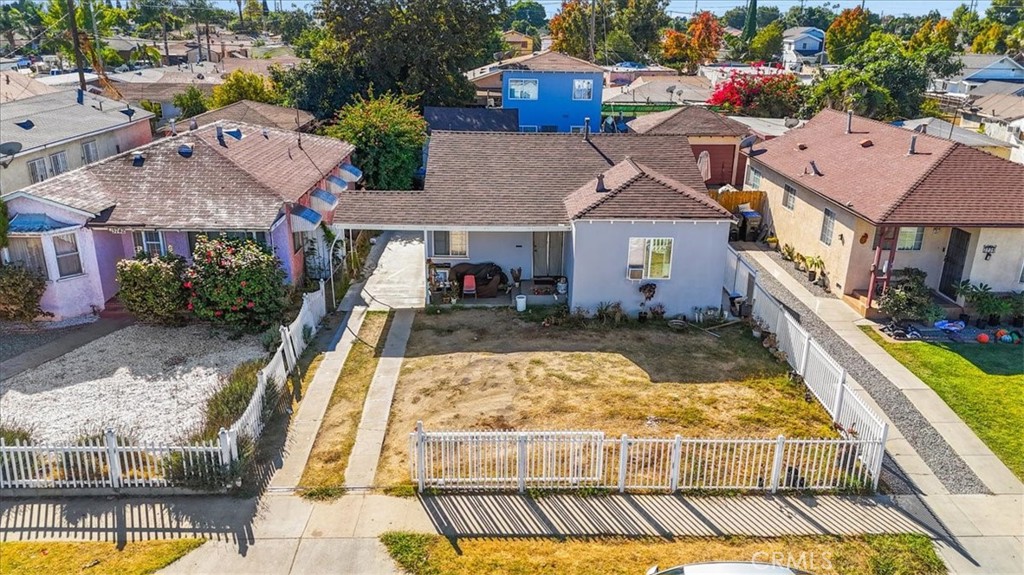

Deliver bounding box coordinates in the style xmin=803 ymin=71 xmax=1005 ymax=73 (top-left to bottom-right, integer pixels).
xmin=748 ymin=108 xmax=1024 ymax=227
xmin=423 ymin=107 xmax=519 ymax=132
xmin=190 ymin=100 xmax=315 ymax=131
xmin=7 ymin=122 xmax=353 ymax=229
xmin=334 ymin=131 xmax=711 ymax=228
xmin=627 ymin=106 xmax=750 ymax=136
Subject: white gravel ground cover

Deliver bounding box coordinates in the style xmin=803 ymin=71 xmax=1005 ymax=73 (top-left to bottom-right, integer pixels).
xmin=0 ymin=324 xmax=265 ymax=445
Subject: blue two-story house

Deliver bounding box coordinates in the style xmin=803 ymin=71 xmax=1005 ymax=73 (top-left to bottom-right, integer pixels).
xmin=467 ymin=51 xmax=605 ymax=133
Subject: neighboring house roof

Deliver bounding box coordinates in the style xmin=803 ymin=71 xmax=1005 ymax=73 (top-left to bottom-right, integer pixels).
xmin=747 ymin=108 xmax=1024 ymax=227
xmin=423 ymin=107 xmax=520 ymax=132
xmin=101 ymin=35 xmax=157 ymax=53
xmin=602 ymin=77 xmax=712 ymax=105
xmin=564 ymin=159 xmax=732 ymax=220
xmin=222 ymin=56 xmax=304 ymax=76
xmin=4 ymin=122 xmax=354 ymax=230
xmin=728 ymin=116 xmax=805 ymax=138
xmin=334 ymin=131 xmax=712 ymax=228
xmin=0 ymin=91 xmax=154 ymax=158
xmin=502 ymin=30 xmax=531 ymax=42
xmin=190 ymin=100 xmax=315 ymax=131
xmin=466 ymin=50 xmax=604 ymax=83
xmin=969 ymin=80 xmax=1024 ymax=97
xmin=0 ymin=71 xmax=58 ymax=102
xmin=948 ymin=54 xmax=1024 ymax=83
xmin=968 ymin=93 xmax=1024 ymax=122
xmin=892 ymin=117 xmax=1011 ymax=149
xmin=107 ymin=64 xmax=224 ymax=103
xmin=783 ymin=27 xmax=824 ymax=39
xmin=627 ymin=106 xmax=749 ymax=136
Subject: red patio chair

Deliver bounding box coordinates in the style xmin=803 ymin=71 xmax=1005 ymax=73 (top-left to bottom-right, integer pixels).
xmin=462 ymin=274 xmax=477 ymax=298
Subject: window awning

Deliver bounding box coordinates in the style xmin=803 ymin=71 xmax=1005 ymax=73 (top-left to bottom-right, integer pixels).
xmin=326 ymin=175 xmax=349 ymax=194
xmin=8 ymin=213 xmax=76 ymax=233
xmin=289 ymin=204 xmax=322 ymax=232
xmin=338 ymin=163 xmax=363 ymax=183
xmin=310 ymin=187 xmax=339 ymax=213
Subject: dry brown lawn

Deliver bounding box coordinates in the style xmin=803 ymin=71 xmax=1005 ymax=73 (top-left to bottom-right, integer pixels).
xmin=377 ymin=309 xmax=836 ymax=487
xmin=298 ymin=311 xmax=391 ymax=499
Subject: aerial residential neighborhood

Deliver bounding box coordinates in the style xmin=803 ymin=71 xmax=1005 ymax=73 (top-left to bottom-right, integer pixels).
xmin=0 ymin=0 xmax=1022 ymax=574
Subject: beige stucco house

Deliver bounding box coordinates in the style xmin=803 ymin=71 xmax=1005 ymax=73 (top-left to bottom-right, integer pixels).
xmin=743 ymin=109 xmax=1024 ymax=316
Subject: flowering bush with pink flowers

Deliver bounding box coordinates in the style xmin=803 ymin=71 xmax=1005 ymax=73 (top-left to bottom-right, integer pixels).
xmin=185 ymin=236 xmax=286 ymax=331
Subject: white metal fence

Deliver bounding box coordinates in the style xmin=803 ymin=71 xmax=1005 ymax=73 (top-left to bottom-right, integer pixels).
xmin=1 ymin=282 xmax=329 ymax=493
xmin=408 ymin=250 xmax=889 ymax=494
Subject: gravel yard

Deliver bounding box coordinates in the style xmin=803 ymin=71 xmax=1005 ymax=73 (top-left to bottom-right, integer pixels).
xmin=0 ymin=325 xmax=264 ymax=444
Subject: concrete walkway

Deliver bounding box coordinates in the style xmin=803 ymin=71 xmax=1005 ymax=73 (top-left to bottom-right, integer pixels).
xmin=739 ymin=247 xmax=1023 ymax=575
xmin=360 ymin=231 xmax=425 ymax=310
xmin=0 ymin=316 xmax=132 ymax=381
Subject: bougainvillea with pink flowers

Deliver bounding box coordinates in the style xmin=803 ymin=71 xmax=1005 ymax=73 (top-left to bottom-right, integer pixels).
xmin=185 ymin=236 xmax=286 ymax=331
xmin=707 ymin=68 xmax=804 ymax=118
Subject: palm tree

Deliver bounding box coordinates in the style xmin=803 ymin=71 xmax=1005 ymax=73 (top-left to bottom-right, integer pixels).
xmin=0 ymin=7 xmax=22 ymax=50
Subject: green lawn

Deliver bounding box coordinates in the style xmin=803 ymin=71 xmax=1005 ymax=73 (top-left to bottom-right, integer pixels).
xmin=862 ymin=326 xmax=1024 ymax=480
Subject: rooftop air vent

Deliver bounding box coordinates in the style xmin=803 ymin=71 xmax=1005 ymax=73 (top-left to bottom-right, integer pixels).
xmin=908 ymin=135 xmax=917 ymax=155
xmin=859 ymin=139 xmax=873 ymax=147
xmin=596 ymin=173 xmax=608 ymax=193
xmin=796 ymin=142 xmax=807 ymax=150
xmin=132 ymin=152 xmax=145 ymax=167
xmin=14 ymin=120 xmax=34 ymax=130
xmin=806 ymin=160 xmax=822 ymax=176
xmin=178 ymin=144 xmax=194 ymax=158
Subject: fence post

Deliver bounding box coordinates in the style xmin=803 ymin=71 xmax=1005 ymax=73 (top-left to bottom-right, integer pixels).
xmin=517 ymin=433 xmax=527 ymax=494
xmin=669 ymin=435 xmax=682 ymax=493
xmin=799 ymin=333 xmax=812 ymax=376
xmin=280 ymin=325 xmax=297 ymax=372
xmin=415 ymin=421 xmax=426 ymax=493
xmin=218 ymin=428 xmax=232 ymax=466
xmin=104 ymin=428 xmax=122 ymax=489
xmin=319 ymin=279 xmax=327 ymax=318
xmin=832 ymin=369 xmax=847 ymax=419
xmin=872 ymin=423 xmax=890 ymax=492
xmin=228 ymin=428 xmax=239 ymax=462
xmin=617 ymin=434 xmax=629 ymax=493
xmin=769 ymin=435 xmax=785 ymax=493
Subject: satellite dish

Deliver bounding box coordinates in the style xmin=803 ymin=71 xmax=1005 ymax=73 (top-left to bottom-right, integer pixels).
xmin=784 ymin=117 xmax=800 ymax=128
xmin=0 ymin=141 xmax=23 ymax=156
xmin=665 ymin=84 xmax=677 ymax=94
xmin=739 ymin=135 xmax=758 ymax=149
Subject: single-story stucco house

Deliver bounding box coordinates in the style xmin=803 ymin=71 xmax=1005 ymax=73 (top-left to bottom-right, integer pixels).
xmin=334 ymin=130 xmax=735 ymax=316
xmin=744 ymin=108 xmax=1024 ymax=316
xmin=1 ymin=121 xmax=356 ymax=319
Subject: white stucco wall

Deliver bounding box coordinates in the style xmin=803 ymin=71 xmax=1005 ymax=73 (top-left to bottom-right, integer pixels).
xmin=425 ymin=231 xmax=537 ymax=278
xmin=569 ymin=220 xmax=731 ymax=316
xmin=962 ymin=227 xmax=1024 ymax=292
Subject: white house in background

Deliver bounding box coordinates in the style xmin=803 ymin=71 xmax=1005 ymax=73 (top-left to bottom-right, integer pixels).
xmin=960 ymin=93 xmax=1024 ymax=164
xmin=782 ymin=27 xmax=825 ymax=70
xmin=0 ymin=89 xmax=153 ymax=193
xmin=929 ymin=54 xmax=1024 ymax=97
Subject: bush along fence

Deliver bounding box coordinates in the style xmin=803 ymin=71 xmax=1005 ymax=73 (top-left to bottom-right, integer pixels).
xmin=0 ymin=282 xmax=329 ymax=495
xmin=408 ymin=250 xmax=889 ymax=494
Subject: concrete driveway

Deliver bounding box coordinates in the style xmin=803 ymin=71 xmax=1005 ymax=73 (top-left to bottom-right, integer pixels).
xmin=359 ymin=232 xmax=426 ymax=310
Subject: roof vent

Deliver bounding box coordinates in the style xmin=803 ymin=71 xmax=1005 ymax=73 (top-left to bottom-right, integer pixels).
xmin=216 ymin=125 xmax=225 ymax=146
xmin=596 ymin=173 xmax=608 ymax=193
xmin=806 ymin=160 xmax=822 ymax=176
xmin=261 ymin=128 xmax=269 ymax=139
xmin=169 ymin=119 xmax=177 ymax=136
xmin=583 ymin=117 xmax=591 ymax=142
xmin=178 ymin=144 xmax=193 ymax=158
xmin=189 ymin=118 xmax=198 ymax=131
xmin=796 ymin=142 xmax=807 ymax=150
xmin=845 ymin=110 xmax=853 ymax=134
xmin=859 ymin=139 xmax=873 ymax=147
xmin=15 ymin=119 xmax=34 ymax=130
xmin=908 ymin=135 xmax=917 ymax=155
xmin=224 ymin=128 xmax=242 ymax=140
xmin=132 ymin=152 xmax=145 ymax=167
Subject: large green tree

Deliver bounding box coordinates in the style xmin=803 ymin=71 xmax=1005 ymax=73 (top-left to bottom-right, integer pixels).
xmin=272 ymin=37 xmax=360 ymax=119
xmin=808 ymin=68 xmax=893 ymax=119
xmin=504 ymin=0 xmax=545 ymax=29
xmin=720 ymin=4 xmax=780 ymax=30
xmin=986 ymin=0 xmax=1023 ymax=26
xmin=781 ymin=4 xmax=835 ymax=30
xmin=322 ymin=92 xmax=427 ymax=191
xmin=952 ymin=3 xmax=984 ymax=47
xmin=614 ymin=0 xmax=670 ymax=57
xmin=749 ymin=19 xmax=783 ymax=61
xmin=741 ymin=0 xmax=757 ymax=41
xmin=172 ymin=85 xmax=209 ymax=118
xmin=210 ymin=70 xmax=279 ymax=108
xmin=845 ymin=32 xmax=930 ymax=119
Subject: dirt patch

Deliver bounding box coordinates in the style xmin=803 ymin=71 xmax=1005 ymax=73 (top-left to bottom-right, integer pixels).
xmin=377 ymin=309 xmax=837 ymax=486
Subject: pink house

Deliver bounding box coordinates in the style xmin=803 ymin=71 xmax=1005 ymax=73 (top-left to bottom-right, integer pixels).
xmin=1 ymin=122 xmax=356 ymax=320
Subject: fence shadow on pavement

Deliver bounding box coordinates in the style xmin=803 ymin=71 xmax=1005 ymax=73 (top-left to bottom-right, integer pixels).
xmin=418 ymin=493 xmax=934 ymax=540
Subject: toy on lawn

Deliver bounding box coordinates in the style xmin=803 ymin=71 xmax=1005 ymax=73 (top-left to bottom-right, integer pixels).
xmin=1000 ymin=334 xmax=1013 ymax=344
xmin=995 ymin=329 xmax=1008 ymax=339
xmin=976 ymin=333 xmax=990 ymax=344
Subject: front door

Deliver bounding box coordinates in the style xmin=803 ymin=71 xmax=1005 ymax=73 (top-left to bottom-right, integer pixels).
xmin=533 ymin=232 xmax=564 ymax=277
xmin=939 ymin=228 xmax=971 ymax=299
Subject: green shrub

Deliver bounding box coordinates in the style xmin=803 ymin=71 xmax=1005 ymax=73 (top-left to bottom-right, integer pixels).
xmin=186 ymin=236 xmax=286 ymax=332
xmin=878 ymin=268 xmax=944 ymax=324
xmin=197 ymin=359 xmax=264 ymax=440
xmin=260 ymin=325 xmax=282 ymax=351
xmin=0 ymin=264 xmax=49 ymax=321
xmin=115 ymin=252 xmax=188 ymax=324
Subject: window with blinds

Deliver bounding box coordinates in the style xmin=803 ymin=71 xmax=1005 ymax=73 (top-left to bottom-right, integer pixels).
xmin=820 ymin=209 xmax=836 ymax=245
xmin=49 ymin=150 xmax=69 ymax=176
xmin=133 ymin=231 xmax=165 ymax=256
xmin=53 ymin=232 xmax=83 ymax=277
xmin=6 ymin=237 xmax=47 ymax=278
xmin=27 ymin=158 xmax=47 ymax=183
xmin=432 ymin=231 xmax=468 ymax=257
xmin=82 ymin=140 xmax=99 ymax=164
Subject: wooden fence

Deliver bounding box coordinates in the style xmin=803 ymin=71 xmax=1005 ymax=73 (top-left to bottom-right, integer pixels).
xmin=708 ymin=189 xmax=765 ymax=213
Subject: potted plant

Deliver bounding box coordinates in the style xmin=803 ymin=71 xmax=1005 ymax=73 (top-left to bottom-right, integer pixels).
xmin=985 ymin=296 xmax=1011 ymax=327
xmin=1009 ymin=291 xmax=1024 ymax=328
xmin=793 ymin=253 xmax=806 ymax=271
xmin=967 ymin=283 xmax=994 ymax=328
xmin=781 ymin=244 xmax=795 ymax=261
xmin=953 ymin=279 xmax=975 ymax=323
xmin=805 ymin=256 xmax=825 ymax=283
xmin=648 ymin=303 xmax=666 ymax=320
xmin=766 ymin=236 xmax=779 ymax=250
xmin=751 ymin=316 xmax=767 ymax=339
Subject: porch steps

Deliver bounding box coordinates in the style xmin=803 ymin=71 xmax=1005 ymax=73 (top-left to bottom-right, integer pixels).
xmin=841 ymin=290 xmax=886 ymax=320
xmin=98 ymin=298 xmax=132 ymax=320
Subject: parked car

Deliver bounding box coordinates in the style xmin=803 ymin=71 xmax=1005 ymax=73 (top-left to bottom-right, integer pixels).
xmin=647 ymin=563 xmax=813 ymax=575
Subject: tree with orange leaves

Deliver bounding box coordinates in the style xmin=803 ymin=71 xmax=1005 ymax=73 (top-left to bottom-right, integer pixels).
xmin=825 ymin=6 xmax=871 ymax=64
xmin=660 ymin=11 xmax=721 ymax=71
xmin=549 ymin=0 xmax=591 ymax=59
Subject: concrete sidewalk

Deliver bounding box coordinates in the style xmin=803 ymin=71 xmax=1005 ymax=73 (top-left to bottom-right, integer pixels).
xmin=739 ymin=247 xmax=1023 ymax=574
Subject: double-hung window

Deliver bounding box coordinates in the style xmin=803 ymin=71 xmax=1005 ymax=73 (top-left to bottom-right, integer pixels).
xmin=747 ymin=167 xmax=762 ymax=189
xmin=507 ymin=78 xmax=538 ymax=100
xmin=53 ymin=232 xmax=83 ymax=277
xmin=82 ymin=140 xmax=99 ymax=164
xmin=627 ymin=238 xmax=673 ymax=280
xmin=572 ymin=79 xmax=593 ymax=100
xmin=49 ymin=151 xmax=69 ymax=176
xmin=820 ymin=209 xmax=836 ymax=245
xmin=6 ymin=236 xmax=47 ymax=277
xmin=27 ymin=158 xmax=47 ymax=183
xmin=896 ymin=227 xmax=924 ymax=251
xmin=133 ymin=230 xmax=165 ymax=256
xmin=782 ymin=184 xmax=797 ymax=210
xmin=432 ymin=231 xmax=468 ymax=257
xmin=292 ymin=230 xmax=308 ymax=253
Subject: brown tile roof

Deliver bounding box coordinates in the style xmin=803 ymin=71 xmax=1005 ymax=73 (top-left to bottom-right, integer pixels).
xmin=627 ymin=106 xmax=750 ymax=136
xmin=334 ymin=131 xmax=711 ymax=228
xmin=8 ymin=122 xmax=353 ymax=229
xmin=115 ymin=82 xmax=216 ymax=104
xmin=190 ymin=100 xmax=315 ymax=132
xmin=747 ymin=108 xmax=1024 ymax=227
xmin=513 ymin=51 xmax=604 ymax=73
xmin=565 ymin=159 xmax=733 ymax=220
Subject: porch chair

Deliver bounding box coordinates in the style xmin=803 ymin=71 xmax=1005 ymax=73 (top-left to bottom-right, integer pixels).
xmin=462 ymin=274 xmax=477 ymax=298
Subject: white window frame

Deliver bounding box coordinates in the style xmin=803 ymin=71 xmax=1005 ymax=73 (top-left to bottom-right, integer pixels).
xmin=27 ymin=158 xmax=48 ymax=183
xmin=507 ymin=78 xmax=539 ymax=101
xmin=747 ymin=167 xmax=762 ymax=189
xmin=570 ymin=126 xmax=586 ymax=134
xmin=572 ymin=78 xmax=593 ymax=100
xmin=133 ymin=230 xmax=166 ymax=256
xmin=5 ymin=235 xmax=48 ymax=278
xmin=49 ymin=150 xmax=69 ymax=176
xmin=820 ymin=208 xmax=836 ymax=246
xmin=627 ymin=237 xmax=673 ymax=280
xmin=519 ymin=125 xmax=539 ymax=133
xmin=432 ymin=231 xmax=469 ymax=258
xmin=782 ymin=184 xmax=797 ymax=210
xmin=896 ymin=227 xmax=925 ymax=251
xmin=53 ymin=232 xmax=84 ymax=278
xmin=82 ymin=140 xmax=99 ymax=164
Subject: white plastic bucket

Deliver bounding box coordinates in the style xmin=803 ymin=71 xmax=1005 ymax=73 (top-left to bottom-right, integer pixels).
xmin=515 ymin=294 xmax=527 ymax=312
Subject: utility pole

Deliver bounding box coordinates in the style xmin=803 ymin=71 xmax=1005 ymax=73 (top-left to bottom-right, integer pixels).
xmin=161 ymin=11 xmax=169 ymax=65
xmin=588 ymin=0 xmax=596 ymax=62
xmin=693 ymin=0 xmax=698 ymax=15
xmin=65 ymin=0 xmax=87 ymax=91
xmin=89 ymin=0 xmax=103 ymax=70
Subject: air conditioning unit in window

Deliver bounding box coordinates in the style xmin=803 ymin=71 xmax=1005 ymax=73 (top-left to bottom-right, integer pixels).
xmin=626 ymin=266 xmax=644 ymax=281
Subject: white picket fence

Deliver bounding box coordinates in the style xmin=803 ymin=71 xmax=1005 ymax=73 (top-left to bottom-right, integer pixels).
xmin=408 ymin=249 xmax=889 ymax=494
xmin=0 ymin=282 xmax=329 ymax=493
